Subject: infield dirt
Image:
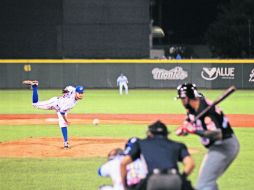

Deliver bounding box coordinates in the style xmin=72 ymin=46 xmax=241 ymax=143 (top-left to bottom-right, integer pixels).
xmin=0 ymin=113 xmax=253 ymax=158
xmin=0 ymin=113 xmax=253 ymax=127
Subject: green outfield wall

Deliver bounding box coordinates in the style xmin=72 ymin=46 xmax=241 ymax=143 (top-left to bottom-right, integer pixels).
xmin=0 ymin=59 xmax=253 ymax=89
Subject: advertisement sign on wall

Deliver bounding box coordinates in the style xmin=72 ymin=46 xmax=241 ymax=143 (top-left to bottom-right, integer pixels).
xmin=152 ymin=66 xmax=188 ymax=80
xmin=0 ymin=62 xmax=253 ymax=89
xmin=201 ymin=67 xmax=235 ymax=81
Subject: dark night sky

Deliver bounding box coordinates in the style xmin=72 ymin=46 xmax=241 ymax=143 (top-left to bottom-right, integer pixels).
xmin=152 ymin=0 xmax=230 ymax=44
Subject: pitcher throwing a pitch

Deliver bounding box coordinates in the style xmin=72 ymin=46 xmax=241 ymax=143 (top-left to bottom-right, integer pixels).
xmin=23 ymin=80 xmax=84 ymax=149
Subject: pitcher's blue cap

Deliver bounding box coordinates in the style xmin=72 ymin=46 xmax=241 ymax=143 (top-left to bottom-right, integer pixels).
xmin=75 ymin=86 xmax=85 ymax=94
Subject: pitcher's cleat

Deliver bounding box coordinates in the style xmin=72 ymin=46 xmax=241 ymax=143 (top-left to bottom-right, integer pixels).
xmin=22 ymin=80 xmax=39 ymax=86
xmin=64 ymin=142 xmax=70 ymax=150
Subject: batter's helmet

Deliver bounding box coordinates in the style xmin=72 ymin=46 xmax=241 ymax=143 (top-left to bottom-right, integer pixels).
xmin=148 ymin=120 xmax=169 ymax=136
xmin=176 ymin=83 xmax=201 ymax=99
xmin=75 ymin=86 xmax=85 ymax=94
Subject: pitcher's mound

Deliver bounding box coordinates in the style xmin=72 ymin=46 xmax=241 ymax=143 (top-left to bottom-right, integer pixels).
xmin=0 ymin=137 xmax=199 ymax=158
xmin=0 ymin=137 xmax=127 ymax=158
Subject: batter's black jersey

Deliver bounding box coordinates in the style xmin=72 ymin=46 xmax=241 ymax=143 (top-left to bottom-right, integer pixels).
xmin=187 ymin=97 xmax=234 ymax=147
xmin=126 ymin=135 xmax=190 ymax=174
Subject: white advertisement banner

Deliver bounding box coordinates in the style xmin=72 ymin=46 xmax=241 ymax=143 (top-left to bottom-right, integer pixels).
xmin=152 ymin=67 xmax=188 ymax=80
xmin=201 ymin=67 xmax=235 ymax=81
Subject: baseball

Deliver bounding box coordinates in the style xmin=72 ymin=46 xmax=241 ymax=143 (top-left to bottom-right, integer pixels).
xmin=93 ymin=118 xmax=100 ymax=126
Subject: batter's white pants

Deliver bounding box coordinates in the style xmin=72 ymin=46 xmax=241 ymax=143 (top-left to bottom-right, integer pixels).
xmin=119 ymin=83 xmax=128 ymax=95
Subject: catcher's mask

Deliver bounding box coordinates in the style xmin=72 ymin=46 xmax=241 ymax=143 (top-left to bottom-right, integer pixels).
xmin=148 ymin=120 xmax=169 ymax=136
xmin=176 ymin=83 xmax=202 ymax=99
xmin=107 ymin=148 xmax=123 ymax=160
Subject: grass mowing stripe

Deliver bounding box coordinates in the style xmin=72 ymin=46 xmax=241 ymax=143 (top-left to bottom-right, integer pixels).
xmin=0 ymin=89 xmax=253 ymax=114
xmin=0 ymin=158 xmax=108 ymax=190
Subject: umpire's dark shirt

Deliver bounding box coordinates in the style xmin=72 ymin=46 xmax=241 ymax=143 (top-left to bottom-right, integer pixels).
xmin=126 ymin=135 xmax=190 ymax=174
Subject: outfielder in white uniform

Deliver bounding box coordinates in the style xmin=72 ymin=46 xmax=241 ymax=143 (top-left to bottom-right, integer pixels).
xmin=117 ymin=73 xmax=128 ymax=95
xmin=22 ymin=80 xmax=84 ymax=149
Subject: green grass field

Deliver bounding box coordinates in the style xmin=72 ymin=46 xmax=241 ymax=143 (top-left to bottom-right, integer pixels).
xmin=0 ymin=89 xmax=254 ymax=114
xmin=0 ymin=89 xmax=254 ymax=190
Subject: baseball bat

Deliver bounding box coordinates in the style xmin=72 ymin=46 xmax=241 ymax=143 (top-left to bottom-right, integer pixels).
xmin=193 ymin=85 xmax=236 ymax=122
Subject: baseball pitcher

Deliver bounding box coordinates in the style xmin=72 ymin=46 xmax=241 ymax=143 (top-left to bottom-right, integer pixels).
xmin=23 ymin=80 xmax=84 ymax=149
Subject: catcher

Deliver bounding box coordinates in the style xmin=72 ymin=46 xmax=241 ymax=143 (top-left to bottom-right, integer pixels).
xmin=98 ymin=137 xmax=147 ymax=190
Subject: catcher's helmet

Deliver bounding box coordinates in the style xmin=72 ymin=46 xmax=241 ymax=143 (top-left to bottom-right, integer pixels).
xmin=176 ymin=83 xmax=201 ymax=99
xmin=107 ymin=148 xmax=123 ymax=160
xmin=148 ymin=120 xmax=169 ymax=136
xmin=75 ymin=86 xmax=85 ymax=94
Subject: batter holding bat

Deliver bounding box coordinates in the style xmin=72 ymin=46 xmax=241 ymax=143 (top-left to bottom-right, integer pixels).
xmin=22 ymin=80 xmax=84 ymax=149
xmin=175 ymin=83 xmax=240 ymax=190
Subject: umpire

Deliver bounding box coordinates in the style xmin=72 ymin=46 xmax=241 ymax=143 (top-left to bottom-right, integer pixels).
xmin=120 ymin=120 xmax=195 ymax=190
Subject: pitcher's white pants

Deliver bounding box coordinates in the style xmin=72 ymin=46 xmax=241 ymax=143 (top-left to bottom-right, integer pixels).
xmin=32 ymin=97 xmax=68 ymax=128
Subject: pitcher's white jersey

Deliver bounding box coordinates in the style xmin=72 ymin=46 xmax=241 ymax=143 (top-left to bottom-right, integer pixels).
xmin=33 ymin=88 xmax=77 ymax=114
xmin=57 ymin=92 xmax=77 ymax=113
